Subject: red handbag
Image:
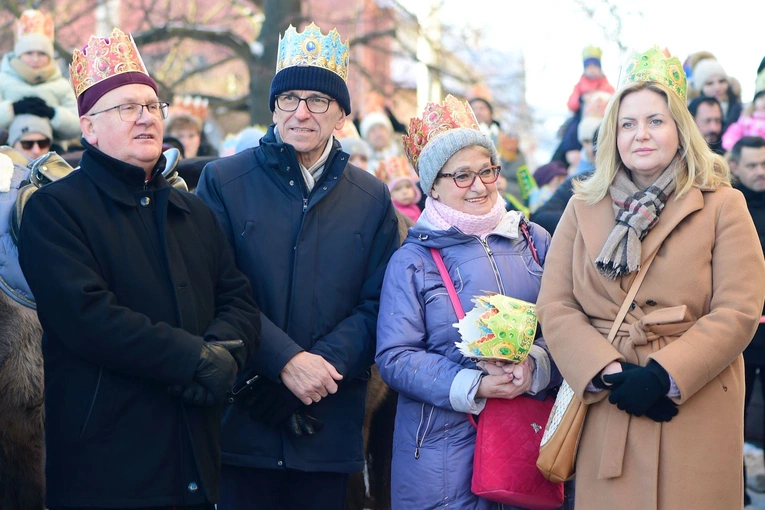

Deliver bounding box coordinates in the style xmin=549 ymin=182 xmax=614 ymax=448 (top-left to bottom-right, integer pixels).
xmin=430 ymin=230 xmax=564 ymax=509
xmin=468 ymin=397 xmax=563 ymax=509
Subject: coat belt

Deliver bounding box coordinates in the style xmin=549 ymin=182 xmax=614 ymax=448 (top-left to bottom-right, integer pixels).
xmin=589 ymin=305 xmax=694 ymax=479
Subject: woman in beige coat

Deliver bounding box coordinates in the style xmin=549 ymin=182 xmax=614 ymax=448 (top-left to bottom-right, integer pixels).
xmin=537 ymin=47 xmax=765 ymax=509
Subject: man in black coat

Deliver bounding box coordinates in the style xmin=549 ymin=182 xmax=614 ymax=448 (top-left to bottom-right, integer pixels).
xmin=730 ymin=136 xmax=765 ymax=499
xmin=196 ymin=22 xmax=399 ymax=510
xmin=17 ymin=28 xmax=260 ymax=510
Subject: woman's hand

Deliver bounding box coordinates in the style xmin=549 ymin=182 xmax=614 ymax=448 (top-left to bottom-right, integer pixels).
xmin=599 ymin=360 xmax=623 ymax=386
xmin=476 ymin=358 xmax=535 ymax=399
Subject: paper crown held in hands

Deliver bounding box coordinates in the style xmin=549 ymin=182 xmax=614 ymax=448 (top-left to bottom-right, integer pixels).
xmin=454 ymin=292 xmax=538 ymax=363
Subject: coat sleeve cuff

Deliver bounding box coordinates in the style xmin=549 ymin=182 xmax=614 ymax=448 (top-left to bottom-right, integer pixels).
xmin=449 ymin=368 xmax=487 ymax=414
xmin=527 ymin=345 xmax=551 ymax=395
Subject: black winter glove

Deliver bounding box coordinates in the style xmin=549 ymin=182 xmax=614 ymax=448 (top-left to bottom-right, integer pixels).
xmin=193 ymin=339 xmax=243 ymax=403
xmin=241 ymin=377 xmax=305 ymax=427
xmin=603 ymin=360 xmax=670 ymax=417
xmin=13 ymin=96 xmax=55 ymax=118
xmin=643 ymin=396 xmax=678 ymax=422
xmin=168 ymin=381 xmax=216 ymax=407
xmin=591 ymin=361 xmax=639 ymax=390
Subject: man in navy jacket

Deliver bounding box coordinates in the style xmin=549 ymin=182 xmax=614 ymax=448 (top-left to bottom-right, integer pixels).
xmin=196 ymin=22 xmax=399 ymax=510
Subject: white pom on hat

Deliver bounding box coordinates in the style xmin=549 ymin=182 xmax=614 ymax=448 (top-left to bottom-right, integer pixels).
xmin=692 ymin=59 xmax=727 ymax=90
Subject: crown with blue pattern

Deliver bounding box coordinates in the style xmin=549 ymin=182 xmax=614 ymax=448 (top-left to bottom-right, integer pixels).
xmin=270 ymin=23 xmax=352 ymax=114
xmin=276 ymin=23 xmax=349 ymax=82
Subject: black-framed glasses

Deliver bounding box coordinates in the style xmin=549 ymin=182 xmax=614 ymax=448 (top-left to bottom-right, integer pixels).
xmin=275 ymin=94 xmax=335 ymax=114
xmin=88 ymin=102 xmax=169 ymax=122
xmin=438 ymin=165 xmax=501 ymax=188
xmin=19 ymin=138 xmax=51 ymax=151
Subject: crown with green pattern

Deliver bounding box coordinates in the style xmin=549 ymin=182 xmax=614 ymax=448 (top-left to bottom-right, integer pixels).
xmin=619 ymin=46 xmax=687 ymax=101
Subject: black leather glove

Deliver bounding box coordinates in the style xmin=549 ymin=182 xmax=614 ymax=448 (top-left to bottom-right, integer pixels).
xmin=168 ymin=381 xmax=216 ymax=407
xmin=193 ymin=340 xmax=242 ymax=404
xmin=603 ymin=360 xmax=670 ymax=417
xmin=241 ymin=377 xmax=304 ymax=427
xmin=13 ymin=97 xmax=55 ymax=118
xmin=591 ymin=361 xmax=639 ymax=390
xmin=207 ymin=337 xmax=247 ymax=369
xmin=285 ymin=409 xmax=324 ymax=437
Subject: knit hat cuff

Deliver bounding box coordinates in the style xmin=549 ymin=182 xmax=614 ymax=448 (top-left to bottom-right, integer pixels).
xmin=77 ymin=71 xmax=158 ymax=116
xmin=417 ymin=128 xmax=498 ymax=197
xmin=269 ymin=66 xmax=351 ymax=114
xmin=583 ymin=57 xmax=601 ymax=69
xmin=14 ymin=33 xmax=53 ymax=59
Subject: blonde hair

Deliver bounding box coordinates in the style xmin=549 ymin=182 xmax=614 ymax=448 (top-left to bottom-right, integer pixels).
xmin=165 ymin=113 xmax=202 ymax=134
xmin=574 ymin=81 xmax=730 ymax=204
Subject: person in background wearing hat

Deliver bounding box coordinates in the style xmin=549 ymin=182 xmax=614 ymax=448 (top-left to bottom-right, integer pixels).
xmin=537 ymin=46 xmax=765 ymax=509
xmin=528 ymin=160 xmax=569 ymax=213
xmin=0 ymin=10 xmax=80 ymax=143
xmin=375 ymin=94 xmax=558 ymax=509
xmin=723 ymin=90 xmax=765 ymax=152
xmin=17 ymin=27 xmax=260 ymax=510
xmin=359 ymin=110 xmax=403 ymax=175
xmin=692 ymin=58 xmax=742 ymax=135
xmin=196 ymin=22 xmax=398 ymax=510
xmin=567 ymin=45 xmax=615 ymax=115
xmin=339 ymin=136 xmax=371 ymax=171
xmin=8 ymin=114 xmax=52 ymax=161
xmin=688 ymin=95 xmax=725 ymax=155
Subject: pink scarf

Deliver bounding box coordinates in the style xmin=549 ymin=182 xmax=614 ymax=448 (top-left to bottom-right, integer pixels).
xmin=423 ymin=193 xmax=506 ymax=238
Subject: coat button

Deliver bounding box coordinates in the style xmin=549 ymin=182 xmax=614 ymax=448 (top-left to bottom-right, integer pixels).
xmin=646 ymin=299 xmax=657 ymax=306
xmin=277 ymin=460 xmax=283 ymax=467
xmin=289 ymin=180 xmax=294 ymax=186
xmin=188 ymin=481 xmax=198 ymax=492
xmin=140 ymin=196 xmax=151 ymax=207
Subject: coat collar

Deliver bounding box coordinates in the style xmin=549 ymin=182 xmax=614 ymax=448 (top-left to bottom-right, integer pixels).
xmin=79 ymin=140 xmax=189 ymax=213
xmin=575 ymin=186 xmax=705 ymax=302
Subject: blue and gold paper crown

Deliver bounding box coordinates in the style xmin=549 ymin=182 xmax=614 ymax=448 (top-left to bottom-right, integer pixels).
xmin=275 ymin=22 xmax=349 ymax=82
xmin=619 ymin=46 xmax=687 ymax=102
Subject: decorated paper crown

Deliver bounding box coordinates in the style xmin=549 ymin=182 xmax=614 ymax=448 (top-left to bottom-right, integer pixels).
xmin=276 ymin=22 xmax=349 ymax=82
xmin=69 ymin=28 xmax=149 ymax=98
xmin=582 ymin=45 xmax=602 ymax=61
xmin=619 ymin=46 xmax=687 ymax=102
xmin=453 ymin=293 xmax=538 ymax=363
xmin=16 ymin=9 xmax=54 ymax=42
xmin=375 ymin=155 xmax=418 ymax=183
xmin=403 ymin=95 xmax=481 ymax=172
xmin=172 ymin=95 xmax=209 ymax=121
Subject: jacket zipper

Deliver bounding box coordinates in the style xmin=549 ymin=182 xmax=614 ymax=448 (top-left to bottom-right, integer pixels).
xmin=476 ymin=236 xmax=505 ymax=295
xmin=414 ymin=402 xmax=434 ymax=459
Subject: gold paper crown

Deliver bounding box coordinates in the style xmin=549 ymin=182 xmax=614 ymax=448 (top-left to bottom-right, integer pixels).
xmin=69 ymin=28 xmax=149 ymax=98
xmin=403 ymin=95 xmax=481 ymax=171
xmin=582 ymin=45 xmax=602 ymax=61
xmin=172 ymin=95 xmax=209 ymax=121
xmin=16 ymin=9 xmax=54 ymax=42
xmin=619 ymin=46 xmax=687 ymax=101
xmin=276 ymin=22 xmax=349 ymax=82
xmin=375 ymin=155 xmax=418 ymax=183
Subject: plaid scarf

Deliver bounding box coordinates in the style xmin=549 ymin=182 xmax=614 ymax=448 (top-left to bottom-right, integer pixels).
xmin=595 ymin=160 xmax=678 ymax=280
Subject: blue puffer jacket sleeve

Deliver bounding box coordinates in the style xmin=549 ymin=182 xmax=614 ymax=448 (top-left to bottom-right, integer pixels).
xmin=376 ymin=248 xmax=464 ymax=410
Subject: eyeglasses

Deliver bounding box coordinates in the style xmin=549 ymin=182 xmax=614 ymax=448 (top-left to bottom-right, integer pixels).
xmin=19 ymin=139 xmax=51 ymax=151
xmin=88 ymin=102 xmax=170 ymax=122
xmin=275 ymin=94 xmax=335 ymax=114
xmin=438 ymin=165 xmax=501 ymax=188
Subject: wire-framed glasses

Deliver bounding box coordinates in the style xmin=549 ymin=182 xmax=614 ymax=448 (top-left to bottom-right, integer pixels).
xmin=438 ymin=165 xmax=501 ymax=188
xmin=275 ymin=94 xmax=336 ymax=114
xmin=88 ymin=102 xmax=170 ymax=122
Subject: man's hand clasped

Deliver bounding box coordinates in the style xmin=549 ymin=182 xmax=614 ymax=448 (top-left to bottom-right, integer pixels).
xmin=168 ymin=339 xmax=245 ymax=407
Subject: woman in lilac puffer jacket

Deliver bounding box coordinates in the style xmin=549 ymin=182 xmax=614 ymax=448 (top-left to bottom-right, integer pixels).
xmin=376 ymin=96 xmax=561 ymax=510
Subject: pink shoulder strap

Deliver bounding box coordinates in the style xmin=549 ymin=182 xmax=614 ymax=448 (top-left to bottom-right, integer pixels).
xmin=429 ymin=247 xmax=465 ymax=319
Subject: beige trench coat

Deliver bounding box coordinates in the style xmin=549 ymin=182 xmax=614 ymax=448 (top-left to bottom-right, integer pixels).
xmin=537 ymin=185 xmax=765 ymax=510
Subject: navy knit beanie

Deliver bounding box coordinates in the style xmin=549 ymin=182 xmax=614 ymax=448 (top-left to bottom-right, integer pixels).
xmin=270 ymin=66 xmax=351 ymax=115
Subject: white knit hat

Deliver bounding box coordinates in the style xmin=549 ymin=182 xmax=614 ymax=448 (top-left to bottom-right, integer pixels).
xmin=359 ymin=111 xmax=393 ymax=139
xmin=14 ymin=33 xmax=54 ymax=59
xmin=692 ymin=59 xmax=726 ymax=90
